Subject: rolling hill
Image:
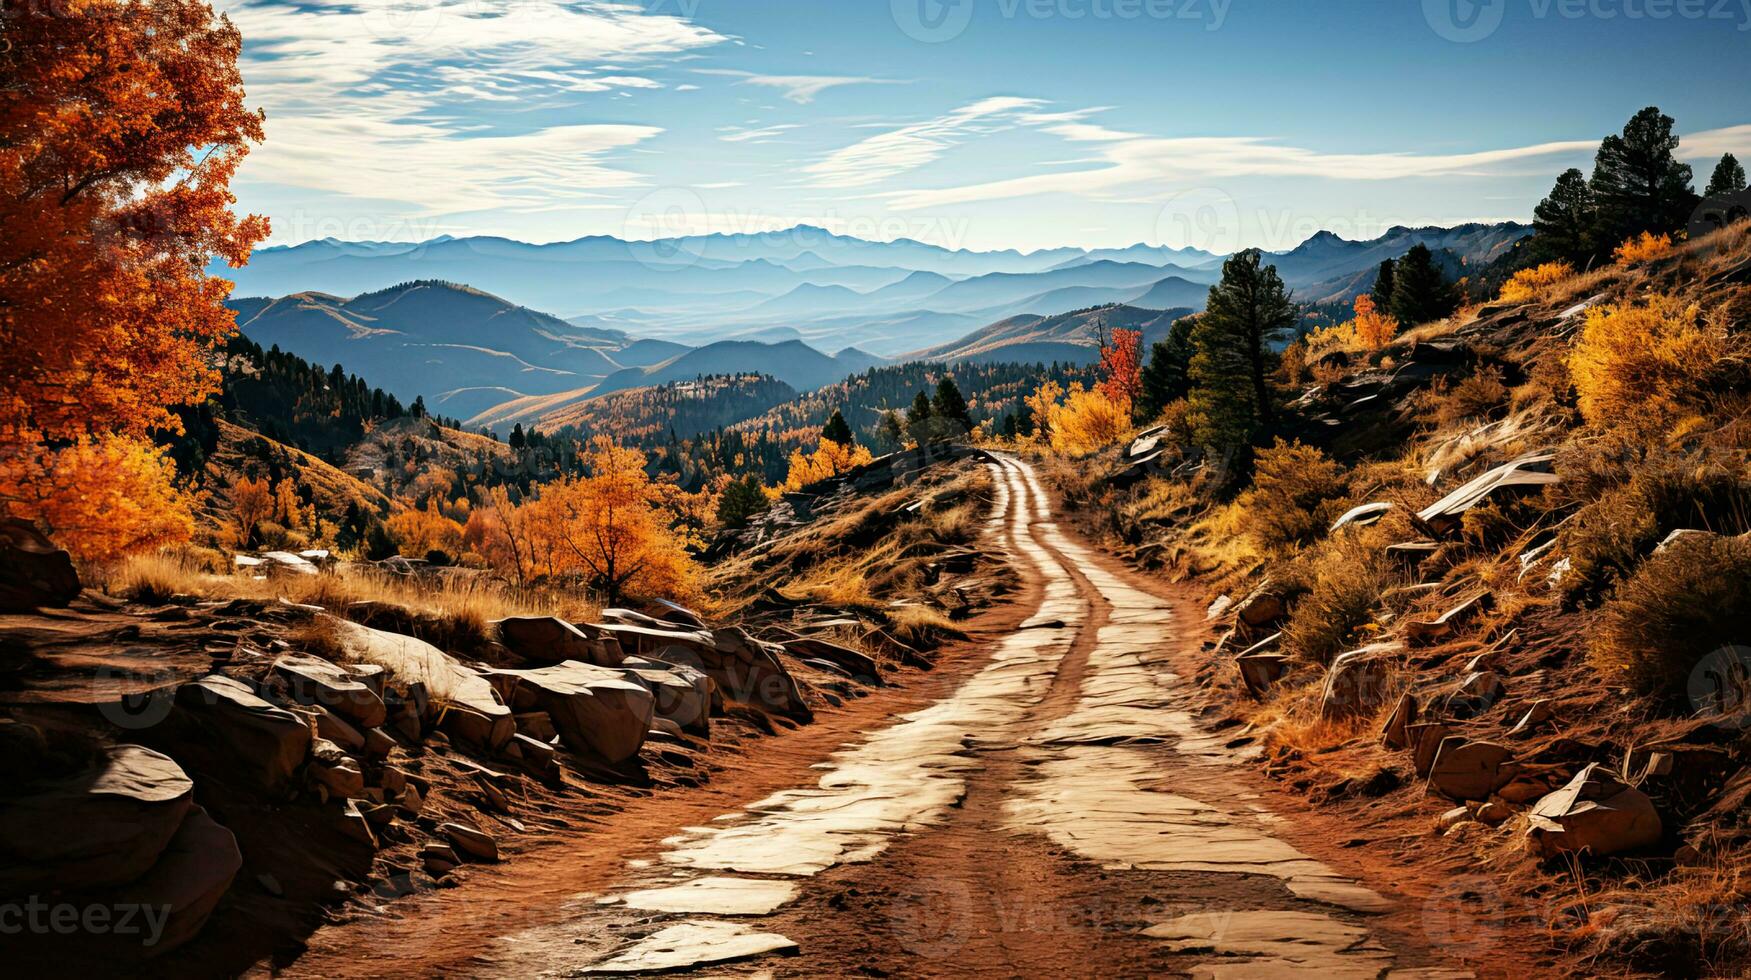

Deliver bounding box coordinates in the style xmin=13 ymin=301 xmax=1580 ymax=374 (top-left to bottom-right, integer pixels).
xmin=910 ymin=304 xmax=1196 ymax=364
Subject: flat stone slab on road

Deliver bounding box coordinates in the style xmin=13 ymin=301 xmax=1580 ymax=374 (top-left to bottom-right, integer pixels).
xmin=583 ymin=920 xmax=798 ymax=974
xmin=614 ymin=876 xmax=799 ymax=916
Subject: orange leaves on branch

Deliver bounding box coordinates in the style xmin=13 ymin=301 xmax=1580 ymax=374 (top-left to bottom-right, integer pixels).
xmin=1613 ymin=231 xmax=1674 ymax=267
xmin=1498 ymin=262 xmax=1576 ymax=304
xmin=782 ymin=439 xmax=875 ymax=493
xmin=1 ymin=0 xmax=267 ymax=557
xmin=1096 ymin=327 xmax=1143 ymax=409
xmin=385 ymin=498 xmax=465 ymax=559
xmin=229 ymin=475 xmax=273 ymax=549
xmin=1348 ymin=294 xmax=1399 ymax=350
xmin=0 ymin=435 xmax=198 ymax=563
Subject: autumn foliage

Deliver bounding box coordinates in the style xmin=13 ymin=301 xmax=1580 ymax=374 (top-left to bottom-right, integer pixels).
xmin=0 ymin=0 xmax=267 ymax=560
xmin=1497 ymin=261 xmax=1575 ymax=304
xmin=782 ymin=439 xmax=875 ymax=493
xmin=478 ymin=440 xmax=696 ymax=605
xmin=1026 ymin=381 xmax=1134 ymax=456
xmin=1348 ymin=294 xmax=1399 ymax=350
xmin=1096 ymin=327 xmax=1144 ymax=406
xmin=1613 ymin=231 xmax=1674 ymax=267
xmin=1567 ymin=293 xmax=1728 ymax=425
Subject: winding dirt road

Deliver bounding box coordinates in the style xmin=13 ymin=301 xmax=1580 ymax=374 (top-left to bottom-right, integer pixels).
xmin=289 ymin=455 xmax=1482 ymax=978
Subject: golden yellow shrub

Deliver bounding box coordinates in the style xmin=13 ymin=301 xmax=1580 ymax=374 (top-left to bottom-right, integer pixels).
xmin=1498 ymin=261 xmax=1574 ymax=304
xmin=1613 ymin=231 xmax=1673 ymax=267
xmin=782 ymin=438 xmax=875 ymax=492
xmin=1043 ymin=383 xmax=1133 ymax=455
xmin=1567 ymin=293 xmax=1726 ymax=424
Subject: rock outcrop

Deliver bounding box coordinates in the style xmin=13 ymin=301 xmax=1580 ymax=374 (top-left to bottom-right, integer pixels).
xmin=1527 ymin=764 xmax=1662 ymax=858
xmin=484 ymin=662 xmax=655 ymax=763
xmin=172 ymin=675 xmax=312 ymax=793
xmin=0 ymin=518 xmax=80 ymax=612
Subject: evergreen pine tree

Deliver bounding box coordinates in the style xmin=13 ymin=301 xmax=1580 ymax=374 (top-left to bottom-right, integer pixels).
xmin=509 ymin=423 xmax=526 ymax=450
xmin=932 ymin=376 xmax=971 ymax=430
xmin=1369 ymin=259 xmax=1396 ymax=311
xmin=1187 ymin=249 xmax=1296 ymax=441
xmin=1705 ymin=152 xmax=1748 ymax=198
xmin=822 ymin=409 xmax=854 ymax=446
xmin=906 ymin=391 xmax=935 ymax=446
xmin=1390 ymin=244 xmax=1458 ymax=326
xmin=1588 ymin=106 xmax=1696 ymax=247
xmin=716 ymin=474 xmax=768 ymax=529
xmin=1135 ymin=316 xmax=1196 ymax=423
xmin=1533 ymin=168 xmax=1596 ymax=262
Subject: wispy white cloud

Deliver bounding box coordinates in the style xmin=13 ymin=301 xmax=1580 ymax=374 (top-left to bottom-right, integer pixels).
xmin=691 ymin=68 xmax=902 ymax=104
xmin=803 ymin=97 xmax=1051 ymax=188
xmin=219 ymin=0 xmax=728 ymax=221
xmin=877 ymin=130 xmax=1599 ymax=210
xmin=718 ymin=123 xmax=803 ymax=143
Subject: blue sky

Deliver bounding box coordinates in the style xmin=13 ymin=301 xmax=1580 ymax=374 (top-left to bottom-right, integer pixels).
xmin=220 ymin=0 xmax=1751 ymax=252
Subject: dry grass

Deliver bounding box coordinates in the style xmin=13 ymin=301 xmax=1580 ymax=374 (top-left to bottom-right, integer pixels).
xmin=1590 ymin=533 xmax=1751 ymax=700
xmin=96 ymin=550 xmax=601 ymax=639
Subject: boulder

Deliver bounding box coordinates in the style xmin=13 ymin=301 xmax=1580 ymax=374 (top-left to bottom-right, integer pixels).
xmin=483 ymin=662 xmax=654 ymax=763
xmin=648 ymin=598 xmax=707 ymax=629
xmin=780 ymin=636 xmax=881 ymax=685
xmin=173 ymin=675 xmax=312 ymax=793
xmin=1416 ymin=453 xmax=1560 ymax=535
xmin=1319 ymin=643 xmax=1401 ymax=719
xmin=0 ymin=518 xmax=80 ymax=612
xmin=1445 ymin=670 xmax=1506 ymax=718
xmin=273 ymin=655 xmax=387 ymax=729
xmin=1233 ymin=582 xmax=1290 ymax=631
xmin=1408 ymin=722 xmax=1452 ymax=778
xmin=112 ymin=805 xmax=241 ymax=955
xmin=308 ymin=739 xmax=365 ymax=799
xmin=618 ymin=659 xmax=714 ymax=736
xmin=1381 ymin=692 xmax=1418 ymax=750
xmin=1527 ymin=764 xmax=1662 ymax=858
xmin=1428 ymin=737 xmax=1514 ymax=802
xmin=509 ymin=734 xmax=560 ymax=782
xmin=492 ymin=616 xmax=621 ymax=667
xmin=595 ymin=623 xmax=810 ymax=721
xmin=0 ymin=745 xmax=194 ymax=896
xmin=328 ymin=617 xmax=513 ymax=749
xmin=1236 ymin=642 xmax=1290 ymax=699
xmin=1405 ymin=593 xmax=1493 ymax=646
xmin=308 ymin=705 xmax=365 ymax=752
xmin=441 ymin=823 xmax=499 ymax=862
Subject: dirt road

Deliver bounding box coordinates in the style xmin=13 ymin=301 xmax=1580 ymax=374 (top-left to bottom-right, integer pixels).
xmin=287 ymin=455 xmax=1484 ymax=978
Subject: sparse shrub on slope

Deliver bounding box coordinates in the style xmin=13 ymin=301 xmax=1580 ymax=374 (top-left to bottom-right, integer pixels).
xmin=1591 ymin=534 xmax=1751 ymax=700
xmin=1558 ymin=449 xmax=1751 ymax=601
xmin=1567 ymin=293 xmax=1734 ymax=426
xmin=1498 ymin=262 xmax=1575 ymax=304
xmin=1282 ymin=537 xmax=1391 ymax=666
xmin=1614 ymin=231 xmax=1674 ymax=267
xmin=1233 ymin=439 xmax=1350 ymax=555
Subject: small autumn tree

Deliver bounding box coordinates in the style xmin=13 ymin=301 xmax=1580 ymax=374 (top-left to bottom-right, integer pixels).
xmin=0 ymin=0 xmax=267 ymax=557
xmin=544 ymin=438 xmax=694 ymax=605
xmin=1349 ymin=294 xmax=1399 ymax=350
xmin=1096 ymin=327 xmax=1143 ymax=408
xmin=230 ymin=475 xmax=273 ymax=549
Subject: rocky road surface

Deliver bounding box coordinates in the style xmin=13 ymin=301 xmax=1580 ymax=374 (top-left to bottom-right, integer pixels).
xmin=293 ymin=455 xmax=1477 ymax=978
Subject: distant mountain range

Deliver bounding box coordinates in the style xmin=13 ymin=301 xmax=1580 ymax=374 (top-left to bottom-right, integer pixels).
xmin=226 ymin=222 xmax=1531 ymax=430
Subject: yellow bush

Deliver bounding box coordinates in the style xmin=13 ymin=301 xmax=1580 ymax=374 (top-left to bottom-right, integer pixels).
xmin=1567 ymin=293 xmax=1727 ymax=424
xmin=1044 ymin=384 xmax=1133 ymax=455
xmin=1614 ymin=231 xmax=1673 ymax=267
xmin=1234 ymin=438 xmax=1350 ymax=554
xmin=1498 ymin=261 xmax=1574 ymax=304
xmin=782 ymin=439 xmax=875 ymax=492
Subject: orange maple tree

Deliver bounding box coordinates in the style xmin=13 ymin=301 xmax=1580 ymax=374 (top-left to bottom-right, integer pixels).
xmin=1349 ymin=294 xmax=1399 ymax=350
xmin=1096 ymin=327 xmax=1144 ymax=407
xmin=0 ymin=0 xmax=268 ymax=559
